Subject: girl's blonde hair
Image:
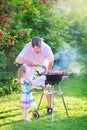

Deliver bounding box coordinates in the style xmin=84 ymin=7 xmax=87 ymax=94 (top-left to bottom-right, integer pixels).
xmin=18 ymin=65 xmax=27 ymax=79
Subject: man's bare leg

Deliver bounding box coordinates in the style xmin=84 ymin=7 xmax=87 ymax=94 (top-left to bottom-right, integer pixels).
xmin=44 ymin=85 xmax=51 ymax=108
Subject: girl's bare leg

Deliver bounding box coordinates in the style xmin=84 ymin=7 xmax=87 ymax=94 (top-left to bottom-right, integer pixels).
xmin=22 ymin=108 xmax=31 ymax=121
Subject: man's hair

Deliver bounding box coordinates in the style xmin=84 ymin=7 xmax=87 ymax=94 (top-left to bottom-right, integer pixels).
xmin=32 ymin=37 xmax=42 ymax=48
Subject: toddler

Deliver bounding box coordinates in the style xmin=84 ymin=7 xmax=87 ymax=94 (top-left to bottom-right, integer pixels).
xmin=18 ymin=65 xmax=36 ymax=121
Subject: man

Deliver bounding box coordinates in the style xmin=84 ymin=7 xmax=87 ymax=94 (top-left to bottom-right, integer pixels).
xmin=15 ymin=37 xmax=54 ymax=110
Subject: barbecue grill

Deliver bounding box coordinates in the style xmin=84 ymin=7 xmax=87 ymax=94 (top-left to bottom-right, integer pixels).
xmin=32 ymin=71 xmax=69 ymax=122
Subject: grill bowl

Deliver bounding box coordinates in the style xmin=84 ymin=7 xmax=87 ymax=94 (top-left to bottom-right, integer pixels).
xmin=45 ymin=74 xmax=64 ymax=85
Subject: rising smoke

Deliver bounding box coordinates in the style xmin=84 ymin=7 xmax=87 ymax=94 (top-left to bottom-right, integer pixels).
xmin=51 ymin=0 xmax=87 ymax=75
xmin=53 ymin=43 xmax=84 ymax=75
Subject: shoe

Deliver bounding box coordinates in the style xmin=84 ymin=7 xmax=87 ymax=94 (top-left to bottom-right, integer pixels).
xmin=24 ymin=118 xmax=31 ymax=121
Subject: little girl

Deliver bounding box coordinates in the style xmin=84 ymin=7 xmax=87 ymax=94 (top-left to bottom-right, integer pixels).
xmin=18 ymin=65 xmax=36 ymax=121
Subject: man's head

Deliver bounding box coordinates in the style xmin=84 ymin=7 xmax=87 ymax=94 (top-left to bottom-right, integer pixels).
xmin=32 ymin=37 xmax=42 ymax=47
xmin=32 ymin=37 xmax=42 ymax=54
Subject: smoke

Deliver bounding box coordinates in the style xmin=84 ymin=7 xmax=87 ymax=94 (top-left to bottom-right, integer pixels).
xmin=53 ymin=43 xmax=84 ymax=75
xmin=67 ymin=0 xmax=87 ymax=19
xmin=51 ymin=0 xmax=87 ymax=75
xmin=51 ymin=0 xmax=87 ymax=19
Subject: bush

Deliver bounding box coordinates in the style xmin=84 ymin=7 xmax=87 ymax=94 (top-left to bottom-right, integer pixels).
xmin=0 ymin=0 xmax=87 ymax=96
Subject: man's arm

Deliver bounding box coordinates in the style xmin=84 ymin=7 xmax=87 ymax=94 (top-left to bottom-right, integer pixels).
xmin=45 ymin=61 xmax=54 ymax=74
xmin=16 ymin=56 xmax=47 ymax=68
xmin=15 ymin=56 xmax=25 ymax=64
xmin=15 ymin=43 xmax=34 ymax=66
xmin=48 ymin=61 xmax=53 ymax=70
xmin=44 ymin=44 xmax=54 ymax=74
xmin=15 ymin=56 xmax=34 ymax=67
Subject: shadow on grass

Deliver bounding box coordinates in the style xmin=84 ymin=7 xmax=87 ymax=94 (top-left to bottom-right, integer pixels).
xmin=0 ymin=108 xmax=20 ymax=114
xmin=0 ymin=108 xmax=20 ymax=119
xmin=0 ymin=112 xmax=21 ymax=119
xmin=0 ymin=114 xmax=87 ymax=130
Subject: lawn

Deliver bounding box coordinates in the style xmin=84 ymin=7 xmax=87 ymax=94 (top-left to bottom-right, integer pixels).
xmin=0 ymin=74 xmax=87 ymax=130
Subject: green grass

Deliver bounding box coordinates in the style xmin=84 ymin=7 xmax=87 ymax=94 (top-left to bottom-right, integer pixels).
xmin=0 ymin=74 xmax=87 ymax=130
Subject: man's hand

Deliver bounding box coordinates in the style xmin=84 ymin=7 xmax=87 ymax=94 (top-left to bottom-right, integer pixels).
xmin=34 ymin=65 xmax=46 ymax=74
xmin=26 ymin=61 xmax=35 ymax=67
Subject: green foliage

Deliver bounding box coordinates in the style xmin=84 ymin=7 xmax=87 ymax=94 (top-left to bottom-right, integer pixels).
xmin=0 ymin=71 xmax=20 ymax=96
xmin=0 ymin=51 xmax=7 ymax=70
xmin=0 ymin=0 xmax=87 ymax=96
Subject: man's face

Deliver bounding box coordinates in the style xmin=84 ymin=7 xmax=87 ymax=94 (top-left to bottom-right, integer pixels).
xmin=33 ymin=46 xmax=41 ymax=54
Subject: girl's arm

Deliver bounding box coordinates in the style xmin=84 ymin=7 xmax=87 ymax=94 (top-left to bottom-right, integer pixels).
xmin=31 ymin=75 xmax=46 ymax=87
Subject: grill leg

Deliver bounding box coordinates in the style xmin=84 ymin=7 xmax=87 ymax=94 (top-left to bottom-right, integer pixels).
xmin=58 ymin=84 xmax=69 ymax=116
xmin=51 ymin=85 xmax=54 ymax=122
xmin=61 ymin=95 xmax=69 ymax=116
xmin=37 ymin=91 xmax=44 ymax=111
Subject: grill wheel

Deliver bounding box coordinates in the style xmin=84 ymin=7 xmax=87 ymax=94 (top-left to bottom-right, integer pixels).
xmin=32 ymin=111 xmax=39 ymax=119
xmin=47 ymin=108 xmax=52 ymax=114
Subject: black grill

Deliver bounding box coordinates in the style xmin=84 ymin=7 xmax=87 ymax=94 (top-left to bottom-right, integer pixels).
xmin=45 ymin=74 xmax=64 ymax=85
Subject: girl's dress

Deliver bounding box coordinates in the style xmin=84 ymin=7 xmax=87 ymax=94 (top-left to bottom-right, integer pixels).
xmin=20 ymin=78 xmax=36 ymax=108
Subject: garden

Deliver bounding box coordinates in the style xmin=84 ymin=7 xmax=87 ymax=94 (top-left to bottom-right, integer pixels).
xmin=0 ymin=0 xmax=87 ymax=130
